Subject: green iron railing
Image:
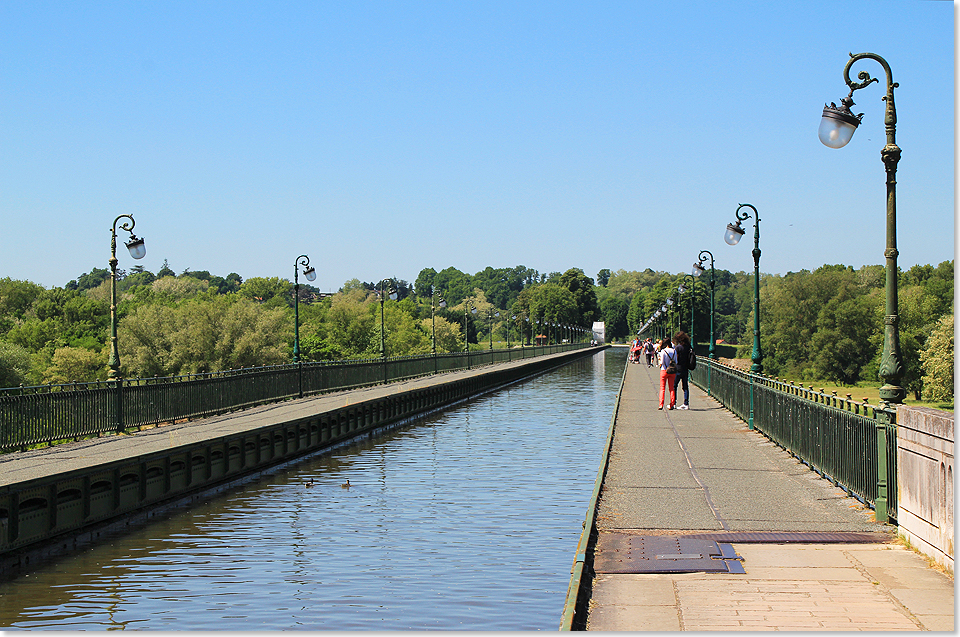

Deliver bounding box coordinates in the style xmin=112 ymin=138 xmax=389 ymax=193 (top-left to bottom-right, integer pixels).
xmin=0 ymin=343 xmax=587 ymax=452
xmin=690 ymin=358 xmax=897 ymax=522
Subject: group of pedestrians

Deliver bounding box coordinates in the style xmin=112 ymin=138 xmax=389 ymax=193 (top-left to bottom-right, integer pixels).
xmin=630 ymin=333 xmax=692 ymax=410
xmin=655 ymin=331 xmax=691 ymax=410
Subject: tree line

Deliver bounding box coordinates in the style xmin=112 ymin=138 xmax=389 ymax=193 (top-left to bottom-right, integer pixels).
xmin=0 ymin=260 xmax=952 ymax=401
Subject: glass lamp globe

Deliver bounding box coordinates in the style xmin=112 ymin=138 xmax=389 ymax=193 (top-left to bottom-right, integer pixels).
xmin=819 ymin=99 xmax=861 ymax=149
xmin=126 ymin=236 xmax=146 ymax=260
xmin=304 ymin=266 xmax=317 ymax=282
xmin=724 ymin=222 xmax=745 ymax=246
xmin=692 ymin=262 xmax=705 ymax=277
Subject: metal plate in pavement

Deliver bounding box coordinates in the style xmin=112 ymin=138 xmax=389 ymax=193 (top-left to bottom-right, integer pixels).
xmin=593 ymin=533 xmax=745 ymax=574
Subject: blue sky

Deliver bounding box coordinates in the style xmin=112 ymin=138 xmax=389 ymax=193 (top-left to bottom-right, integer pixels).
xmin=0 ymin=1 xmax=954 ymax=292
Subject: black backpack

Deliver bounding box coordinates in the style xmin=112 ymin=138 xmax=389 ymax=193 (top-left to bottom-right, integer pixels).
xmin=688 ymin=347 xmax=697 ymax=370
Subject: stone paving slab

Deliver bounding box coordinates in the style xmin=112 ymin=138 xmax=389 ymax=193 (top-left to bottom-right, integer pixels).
xmin=585 ymin=361 xmax=954 ymax=631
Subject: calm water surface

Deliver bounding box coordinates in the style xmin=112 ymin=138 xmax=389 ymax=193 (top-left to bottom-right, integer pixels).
xmin=0 ymin=348 xmax=626 ymax=630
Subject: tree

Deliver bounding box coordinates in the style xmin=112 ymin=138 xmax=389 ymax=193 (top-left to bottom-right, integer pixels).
xmin=42 ymin=347 xmax=105 ymax=384
xmin=414 ymin=268 xmax=438 ymax=298
xmin=599 ymin=293 xmax=629 ymax=341
xmin=68 ymin=268 xmax=110 ymax=291
xmin=0 ymin=341 xmax=32 ymax=387
xmin=597 ymin=269 xmax=611 ymax=287
xmin=421 ymin=315 xmax=462 ymax=353
xmin=559 ymin=268 xmax=601 ymax=326
xmin=0 ymin=278 xmax=45 ymax=328
xmin=920 ymin=313 xmax=953 ymax=403
xmin=156 ymin=259 xmax=175 ymax=278
xmin=239 ymin=277 xmax=292 ymax=308
xmin=312 ymin=288 xmax=377 ymax=360
xmin=118 ymin=295 xmax=292 ymax=376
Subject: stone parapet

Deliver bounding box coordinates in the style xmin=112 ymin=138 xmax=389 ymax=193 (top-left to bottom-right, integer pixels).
xmin=896 ymin=405 xmax=954 ymax=573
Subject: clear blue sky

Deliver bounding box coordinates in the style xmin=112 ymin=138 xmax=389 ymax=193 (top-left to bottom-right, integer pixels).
xmin=0 ymin=1 xmax=953 ymax=292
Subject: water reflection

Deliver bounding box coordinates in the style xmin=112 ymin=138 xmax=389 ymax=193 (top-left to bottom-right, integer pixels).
xmin=0 ymin=348 xmax=625 ymax=630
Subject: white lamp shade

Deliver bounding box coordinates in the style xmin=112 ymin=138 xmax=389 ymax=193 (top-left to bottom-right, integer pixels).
xmin=818 ymin=113 xmax=857 ymax=149
xmin=126 ymin=237 xmax=146 ymax=260
xmin=724 ymin=223 xmax=745 ymax=246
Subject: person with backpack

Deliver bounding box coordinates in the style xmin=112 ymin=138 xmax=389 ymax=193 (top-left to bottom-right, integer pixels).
xmin=658 ymin=337 xmax=678 ymax=410
xmin=672 ymin=331 xmax=692 ymax=410
xmin=643 ymin=338 xmax=655 ymax=367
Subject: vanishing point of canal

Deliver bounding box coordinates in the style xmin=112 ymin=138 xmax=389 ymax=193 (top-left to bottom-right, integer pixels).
xmin=0 ymin=347 xmax=626 ymax=630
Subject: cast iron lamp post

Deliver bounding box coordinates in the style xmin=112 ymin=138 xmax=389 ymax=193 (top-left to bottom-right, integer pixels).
xmin=679 ymin=274 xmax=694 ymax=341
xmin=378 ymin=279 xmax=397 ymax=360
xmin=463 ymin=304 xmax=477 ymax=353
xmin=724 ymin=203 xmax=763 ymax=375
xmin=820 ymin=52 xmax=904 ymax=406
xmin=692 ymin=251 xmax=717 ymax=360
xmin=431 ymin=290 xmax=446 ymax=355
xmin=724 ymin=203 xmax=762 ymax=430
xmin=693 ymin=250 xmax=717 ymax=397
xmin=489 ymin=311 xmax=499 ymax=349
xmin=292 ymin=255 xmax=317 ymax=364
xmin=107 ymin=214 xmax=146 ymax=380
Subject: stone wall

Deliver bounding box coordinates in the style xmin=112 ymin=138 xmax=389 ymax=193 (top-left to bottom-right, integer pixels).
xmin=896 ymin=405 xmax=954 ymax=573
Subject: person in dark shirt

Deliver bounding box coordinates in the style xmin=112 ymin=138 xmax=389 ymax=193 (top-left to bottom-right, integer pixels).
xmin=673 ymin=331 xmax=691 ymax=410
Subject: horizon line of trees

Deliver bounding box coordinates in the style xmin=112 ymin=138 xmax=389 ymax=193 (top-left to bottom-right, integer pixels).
xmin=0 ymin=260 xmax=952 ymax=402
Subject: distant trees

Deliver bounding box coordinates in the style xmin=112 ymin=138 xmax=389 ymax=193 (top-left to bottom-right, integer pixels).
xmin=0 ymin=259 xmax=951 ymax=403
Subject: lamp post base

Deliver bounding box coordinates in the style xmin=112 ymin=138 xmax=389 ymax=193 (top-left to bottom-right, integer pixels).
xmin=878 ymin=384 xmax=906 ymax=404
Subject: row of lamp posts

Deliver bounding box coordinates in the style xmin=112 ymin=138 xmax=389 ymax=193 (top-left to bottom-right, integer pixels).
xmin=105 ymin=52 xmax=904 ymax=439
xmin=637 ymin=51 xmax=904 ymax=412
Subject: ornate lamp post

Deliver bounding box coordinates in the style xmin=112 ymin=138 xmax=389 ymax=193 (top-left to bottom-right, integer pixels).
xmin=724 ymin=203 xmax=763 ymax=374
xmin=678 ymin=275 xmax=694 ymax=340
xmin=292 ymin=255 xmax=317 ymax=364
xmin=819 ymin=52 xmax=904 ymax=406
xmin=431 ymin=290 xmax=446 ymax=355
xmin=107 ymin=214 xmax=146 ymax=380
xmin=724 ymin=203 xmax=761 ymax=430
xmin=378 ymin=279 xmax=397 ymax=360
xmin=692 ymin=251 xmax=716 ymax=360
xmin=489 ymin=311 xmax=499 ymax=349
xmin=693 ymin=250 xmax=716 ymax=396
xmin=463 ymin=303 xmax=477 ymax=353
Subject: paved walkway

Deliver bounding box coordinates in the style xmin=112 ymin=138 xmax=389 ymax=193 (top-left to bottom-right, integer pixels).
xmin=585 ymin=361 xmax=954 ymax=631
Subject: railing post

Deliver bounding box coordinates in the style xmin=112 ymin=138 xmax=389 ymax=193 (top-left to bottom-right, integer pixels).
xmin=113 ymin=378 xmax=124 ymax=433
xmin=874 ymin=405 xmax=895 ymax=523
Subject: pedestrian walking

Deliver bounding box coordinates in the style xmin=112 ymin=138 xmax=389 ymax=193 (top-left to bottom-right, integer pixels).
xmin=643 ymin=338 xmax=655 ymax=367
xmin=658 ymin=337 xmax=677 ymax=410
xmin=672 ymin=331 xmax=691 ymax=409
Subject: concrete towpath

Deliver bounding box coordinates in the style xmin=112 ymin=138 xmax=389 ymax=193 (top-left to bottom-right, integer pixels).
xmin=583 ymin=360 xmax=954 ymax=631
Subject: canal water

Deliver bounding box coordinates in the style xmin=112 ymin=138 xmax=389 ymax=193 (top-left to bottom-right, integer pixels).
xmin=0 ymin=348 xmax=626 ymax=630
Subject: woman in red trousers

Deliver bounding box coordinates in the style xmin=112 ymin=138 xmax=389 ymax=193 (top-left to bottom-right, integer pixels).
xmin=658 ymin=337 xmax=678 ymax=410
